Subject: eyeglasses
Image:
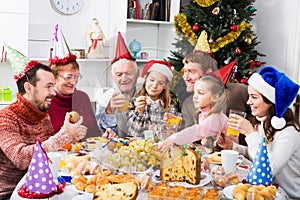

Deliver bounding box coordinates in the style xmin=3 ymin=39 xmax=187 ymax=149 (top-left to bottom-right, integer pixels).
xmin=146 ymin=77 xmax=167 ymax=87
xmin=59 ymin=74 xmax=82 ymax=81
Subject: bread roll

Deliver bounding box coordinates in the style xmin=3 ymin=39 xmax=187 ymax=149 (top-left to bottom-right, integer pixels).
xmin=69 ymin=111 xmax=80 ymax=123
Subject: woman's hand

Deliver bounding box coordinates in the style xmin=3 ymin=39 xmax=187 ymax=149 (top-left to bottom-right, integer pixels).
xmin=228 ymin=114 xmax=255 ymax=137
xmin=102 ymin=128 xmax=117 ymax=140
xmin=135 ymin=96 xmax=147 ymax=114
xmin=216 ymin=132 xmax=233 ymax=150
xmin=63 ymin=112 xmax=87 ymax=142
xmin=155 ymin=139 xmax=173 ymax=152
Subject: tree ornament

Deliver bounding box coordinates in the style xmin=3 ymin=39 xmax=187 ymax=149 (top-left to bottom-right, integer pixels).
xmin=240 ymin=77 xmax=248 ymax=84
xmin=230 ymin=24 xmax=237 ymax=32
xmin=212 ymin=6 xmax=220 ymax=15
xmin=256 ymin=60 xmax=261 ymax=67
xmin=249 ymin=5 xmax=256 ymax=11
xmin=235 ymin=48 xmax=242 ymax=55
xmin=249 ymin=60 xmax=256 ymax=69
xmin=192 ymin=23 xmax=200 ymax=32
xmin=245 ymin=37 xmax=252 ymax=45
xmin=209 ymin=38 xmax=214 ymax=43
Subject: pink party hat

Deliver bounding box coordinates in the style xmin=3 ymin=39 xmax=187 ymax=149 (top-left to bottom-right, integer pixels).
xmin=18 ymin=138 xmax=65 ymax=198
xmin=246 ymin=137 xmax=274 ymax=186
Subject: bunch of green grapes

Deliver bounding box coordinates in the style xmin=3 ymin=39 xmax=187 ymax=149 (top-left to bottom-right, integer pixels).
xmin=107 ymin=139 xmax=162 ymax=171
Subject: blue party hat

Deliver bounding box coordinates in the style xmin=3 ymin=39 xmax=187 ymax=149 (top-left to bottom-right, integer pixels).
xmin=246 ymin=137 xmax=274 ymax=185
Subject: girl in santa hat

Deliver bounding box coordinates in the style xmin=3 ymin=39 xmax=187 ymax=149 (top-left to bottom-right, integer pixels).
xmin=127 ymin=60 xmax=180 ymax=138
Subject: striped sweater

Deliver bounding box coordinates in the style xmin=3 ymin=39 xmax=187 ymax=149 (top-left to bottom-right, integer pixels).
xmin=0 ymin=94 xmax=73 ymax=198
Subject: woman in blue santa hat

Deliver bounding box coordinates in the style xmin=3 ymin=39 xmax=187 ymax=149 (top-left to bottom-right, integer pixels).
xmin=217 ymin=66 xmax=300 ymax=199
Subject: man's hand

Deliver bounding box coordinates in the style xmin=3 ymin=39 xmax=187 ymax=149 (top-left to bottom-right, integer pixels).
xmin=102 ymin=128 xmax=117 ymax=140
xmin=106 ymin=92 xmax=127 ymax=114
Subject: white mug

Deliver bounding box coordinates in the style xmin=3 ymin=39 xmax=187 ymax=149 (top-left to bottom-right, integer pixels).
xmin=221 ymin=150 xmax=242 ymax=173
xmin=47 ymin=152 xmax=61 ymax=178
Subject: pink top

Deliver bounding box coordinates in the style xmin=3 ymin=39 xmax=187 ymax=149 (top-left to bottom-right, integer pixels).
xmin=169 ymin=107 xmax=228 ymax=145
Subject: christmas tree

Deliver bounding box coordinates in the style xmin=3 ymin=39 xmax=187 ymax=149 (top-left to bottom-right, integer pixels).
xmin=168 ymin=0 xmax=265 ymax=83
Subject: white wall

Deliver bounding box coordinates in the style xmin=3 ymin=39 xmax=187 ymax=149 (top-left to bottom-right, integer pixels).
xmin=254 ymin=0 xmax=300 ymax=84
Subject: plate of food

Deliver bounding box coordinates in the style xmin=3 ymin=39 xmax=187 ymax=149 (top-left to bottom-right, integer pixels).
xmin=152 ymin=171 xmax=212 ymax=188
xmin=222 ymin=184 xmax=287 ymax=200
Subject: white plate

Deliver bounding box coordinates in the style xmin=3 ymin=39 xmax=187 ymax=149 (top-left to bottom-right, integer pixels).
xmin=152 ymin=171 xmax=212 ymax=188
xmin=223 ymin=185 xmax=286 ymax=200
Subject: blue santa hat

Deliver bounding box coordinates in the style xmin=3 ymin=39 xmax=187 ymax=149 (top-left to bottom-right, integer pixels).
xmin=248 ymin=66 xmax=299 ymax=129
xmin=246 ymin=137 xmax=274 ymax=185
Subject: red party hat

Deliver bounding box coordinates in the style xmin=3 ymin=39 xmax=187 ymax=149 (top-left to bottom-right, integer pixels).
xmin=212 ymin=59 xmax=237 ymax=84
xmin=111 ymin=32 xmax=135 ymax=65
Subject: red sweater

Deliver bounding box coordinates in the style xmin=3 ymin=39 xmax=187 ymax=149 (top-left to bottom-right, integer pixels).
xmin=0 ymin=94 xmax=73 ymax=198
xmin=48 ymin=89 xmax=101 ymax=138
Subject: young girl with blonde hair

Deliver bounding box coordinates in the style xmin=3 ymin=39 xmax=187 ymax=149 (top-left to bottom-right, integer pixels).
xmin=157 ymin=75 xmax=228 ymax=152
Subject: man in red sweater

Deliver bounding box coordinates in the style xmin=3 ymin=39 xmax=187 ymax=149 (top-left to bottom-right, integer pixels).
xmin=0 ymin=44 xmax=87 ymax=199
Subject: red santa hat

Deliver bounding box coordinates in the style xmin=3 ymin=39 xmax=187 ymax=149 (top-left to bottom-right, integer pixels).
xmin=141 ymin=60 xmax=173 ymax=83
xmin=48 ymin=24 xmax=77 ymax=65
xmin=111 ymin=31 xmax=135 ymax=65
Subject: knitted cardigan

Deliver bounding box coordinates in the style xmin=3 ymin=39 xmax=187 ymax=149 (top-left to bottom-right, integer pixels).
xmin=48 ymin=89 xmax=101 ymax=139
xmin=0 ymin=94 xmax=73 ymax=199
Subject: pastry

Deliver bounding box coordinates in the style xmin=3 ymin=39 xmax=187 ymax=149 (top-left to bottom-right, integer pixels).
xmin=69 ymin=152 xmax=91 ymax=162
xmin=210 ymin=165 xmax=225 ymax=175
xmin=211 ymin=152 xmax=222 ymax=163
xmin=94 ymin=182 xmax=138 ymax=200
xmin=160 ymin=145 xmax=201 ymax=185
xmin=213 ymin=174 xmax=227 ymax=188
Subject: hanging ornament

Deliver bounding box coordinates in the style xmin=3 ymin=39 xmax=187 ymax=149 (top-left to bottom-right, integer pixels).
xmin=212 ymin=6 xmax=220 ymax=15
xmin=235 ymin=48 xmax=242 ymax=55
xmin=245 ymin=37 xmax=252 ymax=45
xmin=249 ymin=60 xmax=256 ymax=69
xmin=256 ymin=60 xmax=261 ymax=67
xmin=230 ymin=24 xmax=238 ymax=32
xmin=192 ymin=23 xmax=200 ymax=32
xmin=249 ymin=5 xmax=256 ymax=11
xmin=209 ymin=38 xmax=214 ymax=43
xmin=247 ymin=70 xmax=253 ymax=76
xmin=240 ymin=77 xmax=248 ymax=84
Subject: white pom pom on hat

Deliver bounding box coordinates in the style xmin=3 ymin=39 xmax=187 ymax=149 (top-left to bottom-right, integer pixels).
xmin=248 ymin=66 xmax=299 ymax=129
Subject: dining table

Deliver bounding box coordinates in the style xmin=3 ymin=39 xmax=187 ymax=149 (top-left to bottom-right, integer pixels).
xmin=10 ymin=141 xmax=289 ymax=200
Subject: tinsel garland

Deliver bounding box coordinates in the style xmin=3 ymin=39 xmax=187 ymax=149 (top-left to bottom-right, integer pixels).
xmin=210 ymin=21 xmax=251 ymax=52
xmin=195 ymin=0 xmax=219 ymax=7
xmin=174 ymin=13 xmax=198 ymax=46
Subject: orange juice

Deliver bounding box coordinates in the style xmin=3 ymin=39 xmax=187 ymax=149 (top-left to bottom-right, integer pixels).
xmin=118 ymin=100 xmax=129 ymax=112
xmin=227 ymin=127 xmax=240 ymax=137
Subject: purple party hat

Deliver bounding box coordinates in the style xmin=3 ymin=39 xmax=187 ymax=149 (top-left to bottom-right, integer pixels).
xmin=246 ymin=137 xmax=274 ymax=185
xmin=18 ymin=138 xmax=65 ymax=198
